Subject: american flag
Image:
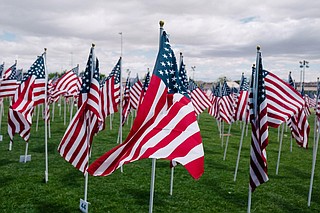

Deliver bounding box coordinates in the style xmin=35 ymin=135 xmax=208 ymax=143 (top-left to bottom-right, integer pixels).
xmin=15 ymin=69 xmax=23 ymax=81
xmin=58 ymin=46 xmax=102 ymax=173
xmin=129 ymin=74 xmax=142 ymax=110
xmin=188 ymin=79 xmax=211 ymax=115
xmin=316 ymin=81 xmax=320 ymax=122
xmin=179 ymin=56 xmax=189 ymax=89
xmin=0 ymin=62 xmax=4 ymax=77
xmin=122 ymin=75 xmax=131 ymax=126
xmin=88 ymin=29 xmax=204 ymax=179
xmin=8 ymin=53 xmax=46 ymax=142
xmin=0 ymin=64 xmax=19 ymax=98
xmin=2 ymin=61 xmax=17 ymax=80
xmin=137 ymin=71 xmax=150 ymax=110
xmin=208 ymin=84 xmax=221 ymax=120
xmin=264 ymin=70 xmax=306 ymax=128
xmin=99 ymin=58 xmax=121 ymax=119
xmin=288 ymin=71 xmax=295 ymax=88
xmin=249 ymin=51 xmax=269 ymax=192
xmin=233 ymin=74 xmax=249 ymax=123
xmin=49 ymin=66 xmax=81 ymax=103
xmin=219 ymin=80 xmax=234 ymax=124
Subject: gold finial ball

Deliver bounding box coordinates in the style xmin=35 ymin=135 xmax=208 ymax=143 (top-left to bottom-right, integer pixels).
xmin=159 ymin=20 xmax=164 ymax=27
xmin=256 ymin=45 xmax=261 ymax=51
xmin=92 ymin=43 xmax=95 ymax=47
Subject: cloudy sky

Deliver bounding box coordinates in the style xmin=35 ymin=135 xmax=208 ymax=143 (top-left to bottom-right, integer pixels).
xmin=1 ymin=0 xmax=319 ymax=82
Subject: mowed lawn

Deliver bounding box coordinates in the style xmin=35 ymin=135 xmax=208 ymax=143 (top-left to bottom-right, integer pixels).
xmin=0 ymin=98 xmax=320 ymax=213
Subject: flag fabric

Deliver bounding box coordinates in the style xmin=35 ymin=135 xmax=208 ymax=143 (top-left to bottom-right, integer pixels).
xmin=8 ymin=53 xmax=46 ymax=142
xmin=288 ymin=71 xmax=295 ymax=88
xmin=137 ymin=71 xmax=150 ymax=111
xmin=129 ymin=75 xmax=142 ymax=110
xmin=49 ymin=66 xmax=81 ymax=103
xmin=3 ymin=62 xmax=17 ymax=80
xmin=122 ymin=75 xmax=131 ymax=126
xmin=0 ymin=65 xmax=19 ymax=98
xmin=58 ymin=46 xmax=102 ymax=173
xmin=100 ymin=58 xmax=121 ymax=119
xmin=88 ymin=29 xmax=204 ymax=179
xmin=264 ymin=70 xmax=307 ymax=129
xmin=249 ymin=52 xmax=269 ymax=192
xmin=0 ymin=62 xmax=4 ymax=77
xmin=188 ymin=79 xmax=211 ymax=115
xmin=208 ymin=84 xmax=221 ymax=120
xmin=316 ymin=81 xmax=320 ymax=122
xmin=15 ymin=69 xmax=23 ymax=81
xmin=233 ymin=74 xmax=249 ymax=123
xmin=219 ymin=80 xmax=234 ymax=124
xmin=287 ymin=108 xmax=310 ymax=148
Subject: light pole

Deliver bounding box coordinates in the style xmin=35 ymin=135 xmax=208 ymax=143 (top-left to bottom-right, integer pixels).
xmin=299 ymin=60 xmax=309 ymax=93
xmin=191 ymin=66 xmax=196 ymax=80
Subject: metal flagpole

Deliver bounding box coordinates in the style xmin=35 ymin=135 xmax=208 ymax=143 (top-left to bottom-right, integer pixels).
xmin=234 ymin=121 xmax=247 ymax=181
xmin=149 ymin=20 xmax=164 ymax=213
xmin=64 ymin=97 xmax=66 ymax=125
xmin=119 ymin=31 xmax=124 ymax=173
xmin=248 ymin=47 xmax=261 ymax=213
xmin=276 ymin=123 xmax=285 ymax=175
xmin=44 ymin=48 xmax=49 ymax=183
xmin=70 ymin=97 xmax=74 ymax=124
xmin=223 ymin=123 xmax=232 ymax=160
xmin=36 ymin=104 xmax=41 ymax=131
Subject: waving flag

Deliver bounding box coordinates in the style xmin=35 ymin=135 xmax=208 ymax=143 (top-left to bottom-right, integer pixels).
xmin=3 ymin=61 xmax=17 ymax=80
xmin=137 ymin=71 xmax=150 ymax=110
xmin=189 ymin=79 xmax=211 ymax=115
xmin=288 ymin=71 xmax=295 ymax=88
xmin=129 ymin=75 xmax=142 ymax=110
xmin=100 ymin=58 xmax=121 ymax=118
xmin=122 ymin=75 xmax=131 ymax=125
xmin=50 ymin=66 xmax=81 ymax=102
xmin=8 ymin=53 xmax=46 ymax=142
xmin=58 ymin=45 xmax=102 ymax=172
xmin=219 ymin=80 xmax=234 ymax=124
xmin=233 ymin=74 xmax=249 ymax=123
xmin=88 ymin=27 xmax=204 ymax=179
xmin=0 ymin=65 xmax=19 ymax=98
xmin=249 ymin=51 xmax=269 ymax=192
xmin=0 ymin=62 xmax=4 ymax=77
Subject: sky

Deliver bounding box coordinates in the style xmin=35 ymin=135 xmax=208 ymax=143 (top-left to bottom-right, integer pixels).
xmin=0 ymin=0 xmax=320 ymax=82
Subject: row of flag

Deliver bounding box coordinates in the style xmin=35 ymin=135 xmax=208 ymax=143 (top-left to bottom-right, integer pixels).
xmin=1 ymin=22 xmax=320 ymax=212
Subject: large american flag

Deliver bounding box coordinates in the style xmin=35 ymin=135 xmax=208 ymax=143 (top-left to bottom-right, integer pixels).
xmin=88 ymin=29 xmax=204 ymax=179
xmin=100 ymin=58 xmax=121 ymax=118
xmin=58 ymin=46 xmax=102 ymax=173
xmin=0 ymin=65 xmax=19 ymax=98
xmin=219 ymin=80 xmax=234 ymax=124
xmin=49 ymin=66 xmax=81 ymax=103
xmin=249 ymin=52 xmax=269 ymax=192
xmin=188 ymin=79 xmax=211 ymax=115
xmin=233 ymin=74 xmax=249 ymax=123
xmin=129 ymin=75 xmax=142 ymax=110
xmin=8 ymin=53 xmax=46 ymax=142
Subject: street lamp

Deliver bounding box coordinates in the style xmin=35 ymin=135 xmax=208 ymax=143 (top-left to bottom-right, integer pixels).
xmin=299 ymin=60 xmax=309 ymax=93
xmin=191 ymin=66 xmax=196 ymax=80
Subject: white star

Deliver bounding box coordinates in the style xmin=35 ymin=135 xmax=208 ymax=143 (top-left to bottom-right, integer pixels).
xmin=174 ymin=83 xmax=178 ymax=88
xmin=159 ymin=70 xmax=163 ymax=75
xmin=172 ymin=76 xmax=177 ymax=81
xmin=161 ymin=61 xmax=166 ymax=67
xmin=163 ymin=54 xmax=168 ymax=59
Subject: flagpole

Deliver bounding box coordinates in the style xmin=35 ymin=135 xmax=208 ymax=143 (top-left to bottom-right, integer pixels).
xmin=276 ymin=123 xmax=285 ymax=175
xmin=36 ymin=104 xmax=40 ymax=131
xmin=248 ymin=47 xmax=261 ymax=213
xmin=44 ymin=48 xmax=49 ymax=183
xmin=119 ymin=32 xmax=124 ymax=173
xmin=234 ymin=121 xmax=247 ymax=181
xmin=308 ymin=77 xmax=320 ymax=206
xmin=223 ymin=123 xmax=232 ymax=160
xmin=64 ymin=97 xmax=66 ymax=125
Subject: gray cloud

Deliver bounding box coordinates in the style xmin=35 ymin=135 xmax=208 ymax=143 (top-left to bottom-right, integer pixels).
xmin=0 ymin=0 xmax=319 ymax=82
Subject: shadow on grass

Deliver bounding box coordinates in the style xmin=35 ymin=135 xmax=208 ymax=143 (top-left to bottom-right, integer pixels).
xmin=36 ymin=201 xmax=75 ymax=213
xmin=0 ymin=158 xmax=15 ymax=167
xmin=31 ymin=143 xmax=56 ymax=154
xmin=59 ymin=169 xmax=83 ymax=188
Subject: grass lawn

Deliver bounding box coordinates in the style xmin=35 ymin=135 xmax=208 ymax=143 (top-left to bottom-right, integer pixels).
xmin=0 ymin=98 xmax=319 ymax=213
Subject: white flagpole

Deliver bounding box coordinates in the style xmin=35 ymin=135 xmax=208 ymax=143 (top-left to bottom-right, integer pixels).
xmin=149 ymin=158 xmax=157 ymax=213
xmin=59 ymin=96 xmax=62 ymax=116
xmin=221 ymin=121 xmax=224 ymax=147
xmin=276 ymin=123 xmax=285 ymax=175
xmin=52 ymin=101 xmax=55 ymax=121
xmin=64 ymin=97 xmax=66 ymax=125
xmin=36 ymin=104 xmax=40 ymax=132
xmin=223 ymin=123 xmax=232 ymax=160
xmin=24 ymin=142 xmax=29 ymax=163
xmin=70 ymin=97 xmax=74 ymax=124
xmin=234 ymin=122 xmax=247 ymax=181
xmin=169 ymin=166 xmax=174 ymax=196
xmin=44 ymin=48 xmax=49 ymax=183
xmin=109 ymin=115 xmax=112 ymax=130
xmin=119 ymin=32 xmax=124 ymax=173
xmin=308 ymin=120 xmax=320 ymax=206
xmin=0 ymin=99 xmax=3 ymax=140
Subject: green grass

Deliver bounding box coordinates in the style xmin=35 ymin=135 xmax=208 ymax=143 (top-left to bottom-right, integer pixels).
xmin=0 ymin=99 xmax=320 ymax=212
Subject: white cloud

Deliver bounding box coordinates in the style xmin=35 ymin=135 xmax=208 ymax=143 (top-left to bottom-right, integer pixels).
xmin=0 ymin=0 xmax=320 ymax=82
